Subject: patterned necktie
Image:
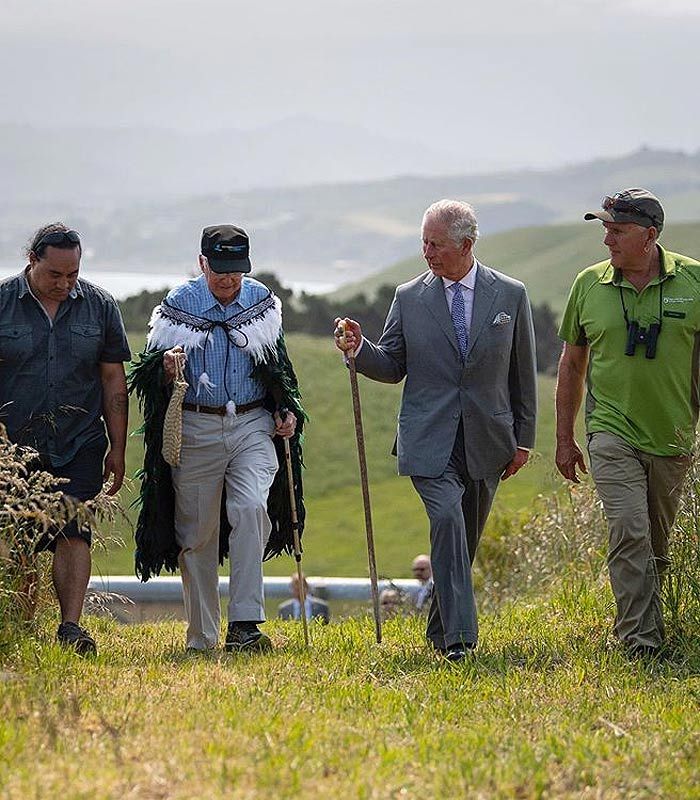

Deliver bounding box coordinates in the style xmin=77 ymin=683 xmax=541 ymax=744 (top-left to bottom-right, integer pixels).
xmin=450 ymin=282 xmax=468 ymax=362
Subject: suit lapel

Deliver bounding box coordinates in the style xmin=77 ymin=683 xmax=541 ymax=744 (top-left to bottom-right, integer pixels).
xmin=419 ymin=272 xmax=460 ymax=357
xmin=466 ymin=264 xmax=498 ymax=357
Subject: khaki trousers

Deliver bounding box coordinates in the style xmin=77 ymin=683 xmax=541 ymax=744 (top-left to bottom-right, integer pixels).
xmin=588 ymin=431 xmax=689 ymax=650
xmin=172 ymin=407 xmax=278 ymax=650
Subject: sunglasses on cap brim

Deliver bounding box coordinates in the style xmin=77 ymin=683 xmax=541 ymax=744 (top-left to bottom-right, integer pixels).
xmin=33 ymin=230 xmax=81 ymax=251
xmin=601 ymin=196 xmax=658 ymax=226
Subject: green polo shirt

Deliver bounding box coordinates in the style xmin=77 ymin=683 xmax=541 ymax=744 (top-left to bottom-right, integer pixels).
xmin=559 ymin=246 xmax=700 ymax=455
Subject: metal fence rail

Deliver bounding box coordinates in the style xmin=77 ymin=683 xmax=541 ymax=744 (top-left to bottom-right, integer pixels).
xmin=88 ymin=575 xmax=421 ymax=603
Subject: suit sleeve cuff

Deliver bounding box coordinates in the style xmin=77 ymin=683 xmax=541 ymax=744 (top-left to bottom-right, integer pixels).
xmin=344 ymin=336 xmax=365 ymax=364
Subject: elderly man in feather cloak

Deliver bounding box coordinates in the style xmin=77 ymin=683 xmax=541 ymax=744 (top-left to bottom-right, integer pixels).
xmin=129 ymin=224 xmax=306 ymax=652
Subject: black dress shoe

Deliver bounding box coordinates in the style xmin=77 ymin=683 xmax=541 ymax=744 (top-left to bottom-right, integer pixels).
xmin=225 ymin=621 xmax=272 ymax=653
xmin=445 ymin=645 xmax=466 ymax=662
xmin=56 ymin=621 xmax=97 ymax=657
xmin=444 ymin=642 xmax=475 ymax=662
xmin=627 ymin=644 xmax=663 ymax=661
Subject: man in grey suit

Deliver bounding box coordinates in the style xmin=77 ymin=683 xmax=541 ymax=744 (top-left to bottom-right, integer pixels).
xmin=334 ymin=199 xmax=537 ymax=661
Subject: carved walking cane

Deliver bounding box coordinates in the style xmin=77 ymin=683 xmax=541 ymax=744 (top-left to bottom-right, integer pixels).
xmin=281 ymin=414 xmax=310 ymax=647
xmin=335 ymin=320 xmax=382 ymax=644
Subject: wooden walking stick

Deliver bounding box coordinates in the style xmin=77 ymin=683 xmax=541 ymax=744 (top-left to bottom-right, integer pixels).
xmin=282 ymin=416 xmax=310 ymax=648
xmin=336 ymin=320 xmax=382 ymax=644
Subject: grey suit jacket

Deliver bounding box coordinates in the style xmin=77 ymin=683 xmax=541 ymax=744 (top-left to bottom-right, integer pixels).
xmin=355 ymin=263 xmax=537 ymax=480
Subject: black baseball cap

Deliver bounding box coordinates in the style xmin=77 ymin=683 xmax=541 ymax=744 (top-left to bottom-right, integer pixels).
xmin=584 ymin=188 xmax=664 ymax=232
xmin=200 ymin=224 xmax=252 ymax=273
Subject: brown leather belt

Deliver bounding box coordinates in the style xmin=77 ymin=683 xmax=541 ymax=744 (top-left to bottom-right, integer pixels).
xmin=182 ymin=400 xmax=265 ymax=416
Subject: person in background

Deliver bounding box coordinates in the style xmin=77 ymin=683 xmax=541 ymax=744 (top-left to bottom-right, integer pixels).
xmin=411 ymin=553 xmax=433 ymax=612
xmin=277 ymin=572 xmax=330 ymax=624
xmin=379 ymin=588 xmax=402 ymax=621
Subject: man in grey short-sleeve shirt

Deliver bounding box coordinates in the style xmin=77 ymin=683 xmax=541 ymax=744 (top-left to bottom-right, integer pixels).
xmin=0 ymin=222 xmax=131 ymax=655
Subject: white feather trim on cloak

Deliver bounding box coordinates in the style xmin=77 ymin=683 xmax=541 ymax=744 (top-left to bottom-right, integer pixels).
xmin=241 ymin=295 xmax=283 ymax=364
xmin=146 ymin=293 xmax=283 ymax=365
xmin=146 ymin=305 xmax=208 ymax=353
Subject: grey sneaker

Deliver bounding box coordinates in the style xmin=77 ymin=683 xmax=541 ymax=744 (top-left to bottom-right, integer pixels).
xmin=225 ymin=622 xmax=272 ymax=653
xmin=56 ymin=621 xmax=97 ymax=656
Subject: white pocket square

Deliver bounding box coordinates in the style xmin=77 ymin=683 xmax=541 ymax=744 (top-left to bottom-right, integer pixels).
xmin=492 ymin=312 xmax=512 ymax=326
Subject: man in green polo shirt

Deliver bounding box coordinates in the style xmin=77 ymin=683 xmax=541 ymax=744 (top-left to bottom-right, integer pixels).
xmin=556 ymin=188 xmax=700 ymax=658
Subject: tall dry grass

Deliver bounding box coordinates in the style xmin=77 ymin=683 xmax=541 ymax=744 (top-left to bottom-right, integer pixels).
xmin=662 ymin=446 xmax=700 ymax=649
xmin=477 ymin=482 xmax=609 ymax=608
xmin=0 ymin=423 xmax=125 ymax=653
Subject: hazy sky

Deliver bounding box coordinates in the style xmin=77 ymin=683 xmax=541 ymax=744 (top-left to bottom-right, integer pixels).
xmin=2 ymin=0 xmax=699 ymax=170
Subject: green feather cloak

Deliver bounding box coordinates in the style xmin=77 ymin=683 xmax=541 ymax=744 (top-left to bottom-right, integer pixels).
xmin=127 ymin=335 xmax=306 ymax=581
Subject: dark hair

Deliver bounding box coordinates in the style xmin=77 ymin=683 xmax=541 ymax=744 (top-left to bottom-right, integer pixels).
xmin=26 ymin=222 xmax=82 ymax=259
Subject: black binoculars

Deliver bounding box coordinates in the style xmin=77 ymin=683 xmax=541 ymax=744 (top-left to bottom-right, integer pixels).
xmin=625 ymin=320 xmax=660 ymax=359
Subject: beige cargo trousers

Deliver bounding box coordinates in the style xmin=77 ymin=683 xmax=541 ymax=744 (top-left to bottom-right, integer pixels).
xmin=588 ymin=431 xmax=689 ymax=651
xmin=172 ymin=407 xmax=278 ymax=650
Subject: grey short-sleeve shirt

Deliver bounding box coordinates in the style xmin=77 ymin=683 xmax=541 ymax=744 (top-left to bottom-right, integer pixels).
xmin=0 ymin=271 xmax=131 ymax=466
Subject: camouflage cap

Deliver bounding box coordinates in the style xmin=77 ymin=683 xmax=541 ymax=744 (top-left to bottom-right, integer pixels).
xmin=584 ymin=188 xmax=664 ymax=232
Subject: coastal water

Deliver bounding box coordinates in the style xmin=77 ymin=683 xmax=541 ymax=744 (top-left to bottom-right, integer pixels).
xmin=0 ymin=267 xmax=335 ymax=299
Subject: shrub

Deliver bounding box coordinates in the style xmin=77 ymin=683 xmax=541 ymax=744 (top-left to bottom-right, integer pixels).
xmin=477 ymin=482 xmax=609 ymax=607
xmin=662 ymin=447 xmax=700 ymax=647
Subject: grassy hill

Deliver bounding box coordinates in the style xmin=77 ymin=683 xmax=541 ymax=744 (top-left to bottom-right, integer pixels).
xmin=93 ymin=334 xmax=570 ymax=578
xmin=331 ymin=221 xmax=700 ymax=314
xmin=5 ymin=146 xmax=700 ymax=294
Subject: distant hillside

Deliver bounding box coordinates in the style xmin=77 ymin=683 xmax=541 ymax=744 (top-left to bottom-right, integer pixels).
xmin=331 ymin=221 xmax=700 ymax=313
xmin=0 ymin=118 xmax=471 ymax=203
xmin=2 ymin=146 xmax=700 ymax=292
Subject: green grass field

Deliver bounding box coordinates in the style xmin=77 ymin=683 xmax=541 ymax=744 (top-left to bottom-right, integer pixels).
xmin=3 ymin=582 xmax=700 ymax=799
xmin=6 ymin=332 xmax=700 ymax=800
xmin=332 ymin=221 xmax=700 ymax=313
xmin=93 ymin=334 xmax=569 ymax=578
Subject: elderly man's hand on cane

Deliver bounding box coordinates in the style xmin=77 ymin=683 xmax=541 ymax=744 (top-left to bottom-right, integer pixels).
xmin=334 ymin=318 xmax=362 ymax=355
xmin=274 ymin=410 xmax=297 ymax=439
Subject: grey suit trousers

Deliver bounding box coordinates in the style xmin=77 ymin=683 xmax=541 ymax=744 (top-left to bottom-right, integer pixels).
xmin=411 ymin=421 xmax=499 ymax=650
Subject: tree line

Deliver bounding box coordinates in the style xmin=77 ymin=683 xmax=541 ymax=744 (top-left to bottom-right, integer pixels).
xmin=118 ymin=272 xmax=562 ymax=375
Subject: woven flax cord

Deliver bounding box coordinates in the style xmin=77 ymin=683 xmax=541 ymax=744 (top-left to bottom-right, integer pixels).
xmin=161 ymin=354 xmax=188 ymax=467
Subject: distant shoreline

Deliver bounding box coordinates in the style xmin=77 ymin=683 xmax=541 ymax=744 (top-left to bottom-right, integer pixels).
xmin=0 ymin=266 xmax=335 ymax=299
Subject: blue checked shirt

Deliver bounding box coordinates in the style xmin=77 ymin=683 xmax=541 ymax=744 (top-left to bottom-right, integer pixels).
xmin=164 ymin=276 xmax=269 ymax=407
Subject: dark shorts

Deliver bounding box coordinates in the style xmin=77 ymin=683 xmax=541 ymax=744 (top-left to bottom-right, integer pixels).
xmin=34 ymin=438 xmax=107 ymax=553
